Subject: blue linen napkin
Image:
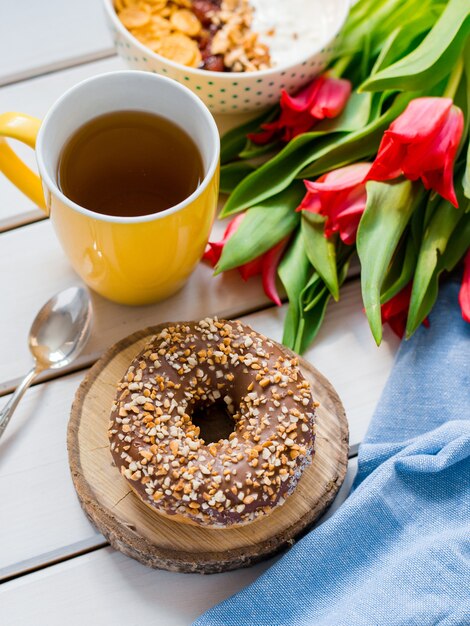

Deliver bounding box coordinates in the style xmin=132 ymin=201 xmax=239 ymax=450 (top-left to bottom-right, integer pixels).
xmin=194 ymin=280 xmax=470 ymax=626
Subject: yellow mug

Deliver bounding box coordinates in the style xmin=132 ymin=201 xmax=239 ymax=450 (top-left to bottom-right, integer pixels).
xmin=0 ymin=71 xmax=220 ymax=305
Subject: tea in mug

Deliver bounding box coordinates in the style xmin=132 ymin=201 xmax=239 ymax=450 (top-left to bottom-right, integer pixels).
xmin=57 ymin=110 xmax=204 ymax=217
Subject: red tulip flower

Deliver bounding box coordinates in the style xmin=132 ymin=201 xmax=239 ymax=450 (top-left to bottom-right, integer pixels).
xmin=202 ymin=213 xmax=244 ymax=267
xmin=366 ymin=97 xmax=464 ymax=207
xmin=381 ymin=284 xmax=430 ymax=339
xmin=203 ymin=215 xmax=287 ymax=306
xmin=458 ymin=249 xmax=470 ymax=323
xmin=248 ymin=74 xmax=352 ymax=145
xmin=297 ymin=163 xmax=372 ymax=245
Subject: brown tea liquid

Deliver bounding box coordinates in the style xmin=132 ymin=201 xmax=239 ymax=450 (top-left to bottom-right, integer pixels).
xmin=57 ymin=110 xmax=204 ymax=217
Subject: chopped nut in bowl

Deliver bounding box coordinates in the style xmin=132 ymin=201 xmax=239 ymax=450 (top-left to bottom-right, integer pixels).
xmin=103 ymin=0 xmax=350 ymax=113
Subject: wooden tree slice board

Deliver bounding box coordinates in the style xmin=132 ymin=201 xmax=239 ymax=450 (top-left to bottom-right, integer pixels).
xmin=68 ymin=324 xmax=349 ymax=574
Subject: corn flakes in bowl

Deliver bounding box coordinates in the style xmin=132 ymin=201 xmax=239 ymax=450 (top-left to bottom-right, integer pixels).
xmin=103 ymin=0 xmax=350 ymax=113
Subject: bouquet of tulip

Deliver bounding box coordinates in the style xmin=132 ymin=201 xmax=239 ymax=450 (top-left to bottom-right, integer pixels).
xmin=204 ymin=0 xmax=470 ymax=353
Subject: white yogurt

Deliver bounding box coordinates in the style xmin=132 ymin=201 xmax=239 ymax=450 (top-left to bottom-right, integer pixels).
xmin=250 ymin=0 xmax=345 ymax=68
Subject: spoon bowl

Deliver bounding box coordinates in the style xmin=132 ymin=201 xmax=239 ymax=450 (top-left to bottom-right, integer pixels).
xmin=29 ymin=287 xmax=93 ymax=370
xmin=0 ymin=286 xmax=93 ymax=440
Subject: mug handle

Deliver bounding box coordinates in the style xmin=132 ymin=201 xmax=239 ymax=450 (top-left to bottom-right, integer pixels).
xmin=0 ymin=112 xmax=47 ymax=212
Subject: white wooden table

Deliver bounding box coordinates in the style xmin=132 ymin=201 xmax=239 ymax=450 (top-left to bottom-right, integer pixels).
xmin=0 ymin=3 xmax=400 ymax=624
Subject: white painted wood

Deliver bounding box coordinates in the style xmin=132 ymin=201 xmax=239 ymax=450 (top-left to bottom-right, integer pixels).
xmin=0 ymin=220 xmax=362 ymax=395
xmin=1 ymin=547 xmax=271 ymax=625
xmin=0 ymin=57 xmax=126 ymax=229
xmin=0 ymin=210 xmax=45 ymax=234
xmin=0 ymin=0 xmax=114 ymax=86
xmin=0 ymin=462 xmax=357 ymax=626
xmin=0 ymin=372 xmax=103 ymax=576
xmin=0 ymin=283 xmax=389 ymax=577
xmin=0 ymin=216 xmax=274 ymax=393
xmin=0 ymin=536 xmax=107 ymax=582
xmin=0 ymin=458 xmax=357 ymax=582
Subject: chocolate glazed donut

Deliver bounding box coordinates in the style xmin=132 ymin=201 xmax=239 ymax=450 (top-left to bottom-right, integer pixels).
xmin=108 ymin=318 xmax=317 ymax=528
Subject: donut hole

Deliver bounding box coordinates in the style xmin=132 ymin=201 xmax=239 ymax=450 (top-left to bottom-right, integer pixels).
xmin=191 ymin=401 xmax=236 ymax=444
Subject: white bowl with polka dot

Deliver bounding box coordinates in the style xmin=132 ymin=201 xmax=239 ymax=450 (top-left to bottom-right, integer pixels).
xmin=103 ymin=0 xmax=350 ymax=114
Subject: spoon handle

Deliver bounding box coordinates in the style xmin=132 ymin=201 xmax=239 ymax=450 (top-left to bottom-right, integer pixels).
xmin=0 ymin=366 xmax=39 ymax=440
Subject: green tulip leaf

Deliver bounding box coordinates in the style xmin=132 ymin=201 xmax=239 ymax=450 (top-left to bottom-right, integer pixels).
xmin=296 ymin=286 xmax=330 ymax=354
xmin=380 ymin=193 xmax=430 ymax=303
xmin=463 ymin=141 xmax=470 ymax=200
xmin=279 ymin=230 xmax=312 ymax=350
xmin=238 ymin=140 xmax=279 ymax=160
xmin=360 ymin=0 xmax=470 ymax=92
xmin=407 ymin=207 xmax=470 ymax=336
xmin=217 ymin=184 xmax=303 ymax=272
xmin=300 ymin=91 xmax=416 ymax=179
xmin=220 ymin=91 xmax=376 ymax=218
xmin=220 ymin=132 xmax=337 ymax=217
xmin=411 ymin=192 xmax=438 ymax=247
xmin=338 ymin=0 xmax=407 ymax=57
xmin=220 ymin=162 xmax=256 ymax=194
xmin=301 ymin=213 xmax=339 ymax=300
xmin=303 ymin=282 xmax=329 ymax=312
xmin=462 ymin=42 xmax=470 ymax=199
xmin=370 ymin=28 xmax=402 ymax=75
xmin=380 ymin=233 xmax=417 ymax=303
xmin=303 ymin=244 xmax=353 ymax=310
xmin=357 ymin=179 xmax=419 ymax=345
xmin=297 ymin=254 xmax=352 ymax=353
xmin=440 ymin=208 xmax=470 ymax=271
xmin=406 ymin=197 xmax=466 ymax=335
xmin=370 ymin=4 xmax=444 ymax=77
xmin=376 ymin=0 xmax=445 ymax=40
xmin=220 ymin=107 xmax=278 ymax=164
xmin=317 ymin=92 xmax=374 ymax=133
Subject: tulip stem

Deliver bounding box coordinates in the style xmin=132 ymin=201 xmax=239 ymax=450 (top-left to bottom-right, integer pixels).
xmin=443 ymin=58 xmax=463 ymax=100
xmin=329 ymin=55 xmax=353 ymax=79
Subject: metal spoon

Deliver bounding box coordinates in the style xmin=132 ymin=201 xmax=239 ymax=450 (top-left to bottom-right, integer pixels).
xmin=0 ymin=286 xmax=93 ymax=440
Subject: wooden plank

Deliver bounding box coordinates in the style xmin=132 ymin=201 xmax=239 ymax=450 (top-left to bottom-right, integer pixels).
xmin=0 ymin=463 xmax=357 ymax=626
xmin=0 ymin=372 xmax=103 ymax=577
xmin=0 ymin=210 xmax=45 ymax=234
xmin=0 ymin=547 xmax=271 ymax=625
xmin=0 ymin=284 xmax=394 ymax=578
xmin=0 ymin=216 xmax=360 ymax=394
xmin=0 ymin=0 xmax=114 ymax=86
xmin=1 ymin=460 xmax=357 ymax=583
xmin=0 ymin=216 xmax=272 ymax=393
xmin=0 ymin=537 xmax=106 ymax=583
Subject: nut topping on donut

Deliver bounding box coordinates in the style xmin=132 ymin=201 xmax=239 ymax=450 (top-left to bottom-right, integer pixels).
xmin=108 ymin=319 xmax=317 ymax=527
